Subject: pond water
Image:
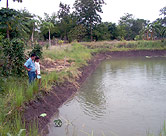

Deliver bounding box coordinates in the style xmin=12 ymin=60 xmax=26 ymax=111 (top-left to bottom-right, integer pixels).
xmin=46 ymin=57 xmax=166 ymax=136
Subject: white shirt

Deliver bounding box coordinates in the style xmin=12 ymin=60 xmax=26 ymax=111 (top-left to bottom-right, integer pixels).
xmin=35 ymin=62 xmax=40 ymax=75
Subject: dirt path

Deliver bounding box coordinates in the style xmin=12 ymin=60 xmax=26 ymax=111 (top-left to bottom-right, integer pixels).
xmin=23 ymin=50 xmax=166 ymax=135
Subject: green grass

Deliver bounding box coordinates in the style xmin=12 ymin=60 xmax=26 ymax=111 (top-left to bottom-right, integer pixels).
xmin=147 ymin=122 xmax=166 ymax=136
xmin=44 ymin=43 xmax=91 ymax=66
xmin=0 ymin=77 xmax=39 ymax=135
xmin=83 ymin=40 xmax=166 ymax=51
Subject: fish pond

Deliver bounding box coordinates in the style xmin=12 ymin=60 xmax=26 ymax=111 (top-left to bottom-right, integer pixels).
xmin=46 ymin=57 xmax=166 ymax=136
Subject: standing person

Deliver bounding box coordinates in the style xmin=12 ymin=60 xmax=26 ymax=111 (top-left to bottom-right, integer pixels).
xmin=24 ymin=54 xmax=36 ymax=84
xmin=35 ymin=56 xmax=41 ymax=87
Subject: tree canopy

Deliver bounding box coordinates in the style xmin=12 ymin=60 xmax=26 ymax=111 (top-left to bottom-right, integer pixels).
xmin=74 ymin=0 xmax=105 ymax=41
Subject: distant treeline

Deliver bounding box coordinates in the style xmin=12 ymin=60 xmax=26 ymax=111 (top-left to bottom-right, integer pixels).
xmin=0 ymin=0 xmax=166 ymax=44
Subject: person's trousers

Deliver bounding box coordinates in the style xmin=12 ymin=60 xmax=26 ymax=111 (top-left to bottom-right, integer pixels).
xmin=28 ymin=71 xmax=36 ymax=84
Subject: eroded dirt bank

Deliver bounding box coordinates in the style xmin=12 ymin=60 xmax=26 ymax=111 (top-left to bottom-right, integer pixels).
xmin=23 ymin=50 xmax=166 ymax=134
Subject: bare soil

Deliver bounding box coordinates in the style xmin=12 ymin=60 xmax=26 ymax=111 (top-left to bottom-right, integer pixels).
xmin=23 ymin=50 xmax=166 ymax=135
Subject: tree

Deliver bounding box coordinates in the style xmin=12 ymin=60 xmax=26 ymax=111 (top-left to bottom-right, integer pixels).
xmin=119 ymin=13 xmax=134 ymax=40
xmin=159 ymin=6 xmax=166 ymax=27
xmin=152 ymin=20 xmax=166 ymax=41
xmin=57 ymin=2 xmax=72 ymax=41
xmin=160 ymin=6 xmax=166 ymax=17
xmin=68 ymin=24 xmax=86 ymax=42
xmin=58 ymin=2 xmax=70 ymax=19
xmin=117 ymin=25 xmax=127 ymax=40
xmin=41 ymin=22 xmax=54 ymax=46
xmin=74 ymin=0 xmax=105 ymax=41
xmin=0 ymin=8 xmax=33 ymax=40
xmin=107 ymin=22 xmax=118 ymax=40
xmin=119 ymin=13 xmax=148 ymax=40
xmin=2 ymin=38 xmax=25 ymax=76
xmin=39 ymin=13 xmax=59 ymax=41
xmin=0 ymin=8 xmax=19 ymax=39
xmin=93 ymin=22 xmax=110 ymax=41
xmin=6 ymin=0 xmax=22 ymax=8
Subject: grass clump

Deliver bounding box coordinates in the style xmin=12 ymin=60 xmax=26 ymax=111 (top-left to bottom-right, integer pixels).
xmin=0 ymin=77 xmax=39 ymax=135
xmin=148 ymin=122 xmax=166 ymax=136
xmin=83 ymin=40 xmax=166 ymax=51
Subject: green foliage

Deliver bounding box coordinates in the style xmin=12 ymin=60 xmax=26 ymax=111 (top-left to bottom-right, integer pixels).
xmin=0 ymin=8 xmax=33 ymax=40
xmin=135 ymin=35 xmax=142 ymax=41
xmin=0 ymin=76 xmax=39 ymax=135
xmin=58 ymin=40 xmax=64 ymax=45
xmin=43 ymin=43 xmax=91 ymax=66
xmin=68 ymin=25 xmax=86 ymax=42
xmin=15 ymin=87 xmax=24 ymax=107
xmin=93 ymin=22 xmax=111 ymax=41
xmin=74 ymin=0 xmax=105 ymax=26
xmin=45 ymin=43 xmax=49 ymax=49
xmin=26 ymin=82 xmax=38 ymax=100
xmin=118 ymin=13 xmax=148 ymax=40
xmin=0 ymin=34 xmax=4 ymax=75
xmin=30 ymin=43 xmax=43 ymax=58
xmin=160 ymin=6 xmax=166 ymax=16
xmin=74 ymin=0 xmax=105 ymax=40
xmin=57 ymin=2 xmax=75 ymax=41
xmin=152 ymin=20 xmax=166 ymax=40
xmin=58 ymin=2 xmax=70 ymax=19
xmin=38 ymin=13 xmax=58 ymax=41
xmin=1 ymin=38 xmax=25 ymax=76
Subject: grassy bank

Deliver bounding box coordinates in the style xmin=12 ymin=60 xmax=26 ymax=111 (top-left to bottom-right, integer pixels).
xmin=0 ymin=40 xmax=166 ymax=135
xmin=83 ymin=40 xmax=166 ymax=51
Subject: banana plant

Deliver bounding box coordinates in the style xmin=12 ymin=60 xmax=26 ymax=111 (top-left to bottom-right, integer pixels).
xmin=153 ymin=21 xmax=166 ymax=41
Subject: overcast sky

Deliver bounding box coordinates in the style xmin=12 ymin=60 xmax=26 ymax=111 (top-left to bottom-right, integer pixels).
xmin=0 ymin=0 xmax=166 ymax=24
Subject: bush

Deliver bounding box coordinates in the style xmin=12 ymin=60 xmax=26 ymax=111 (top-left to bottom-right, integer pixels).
xmin=30 ymin=44 xmax=43 ymax=58
xmin=45 ymin=43 xmax=49 ymax=49
xmin=1 ymin=38 xmax=26 ymax=76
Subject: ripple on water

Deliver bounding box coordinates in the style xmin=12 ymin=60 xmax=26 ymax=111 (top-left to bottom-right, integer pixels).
xmin=47 ymin=57 xmax=166 ymax=136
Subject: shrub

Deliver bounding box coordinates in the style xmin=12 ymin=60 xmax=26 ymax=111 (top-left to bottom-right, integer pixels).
xmin=45 ymin=43 xmax=49 ymax=49
xmin=30 ymin=43 xmax=43 ymax=58
xmin=1 ymin=38 xmax=25 ymax=76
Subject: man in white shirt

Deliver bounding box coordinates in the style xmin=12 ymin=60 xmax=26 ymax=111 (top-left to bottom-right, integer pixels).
xmin=35 ymin=56 xmax=41 ymax=87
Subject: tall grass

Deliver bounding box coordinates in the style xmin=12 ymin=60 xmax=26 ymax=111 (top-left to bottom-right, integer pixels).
xmin=83 ymin=40 xmax=166 ymax=51
xmin=0 ymin=77 xmax=39 ymax=135
xmin=114 ymin=40 xmax=166 ymax=49
xmin=147 ymin=122 xmax=166 ymax=136
xmin=15 ymin=87 xmax=24 ymax=107
xmin=42 ymin=42 xmax=92 ymax=90
xmin=43 ymin=43 xmax=91 ymax=66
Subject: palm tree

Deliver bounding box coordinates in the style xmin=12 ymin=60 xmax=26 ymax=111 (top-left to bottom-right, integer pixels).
xmin=42 ymin=22 xmax=54 ymax=47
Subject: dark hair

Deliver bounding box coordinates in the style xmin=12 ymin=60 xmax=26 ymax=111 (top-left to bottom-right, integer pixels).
xmin=35 ymin=56 xmax=40 ymax=60
xmin=31 ymin=53 xmax=36 ymax=57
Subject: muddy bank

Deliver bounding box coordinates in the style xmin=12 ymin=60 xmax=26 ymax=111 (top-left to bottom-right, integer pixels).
xmin=23 ymin=50 xmax=166 ymax=134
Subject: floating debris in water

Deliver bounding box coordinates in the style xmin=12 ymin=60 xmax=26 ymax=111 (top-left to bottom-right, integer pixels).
xmin=40 ymin=113 xmax=47 ymax=117
xmin=54 ymin=119 xmax=62 ymax=127
xmin=146 ymin=56 xmax=152 ymax=58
